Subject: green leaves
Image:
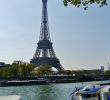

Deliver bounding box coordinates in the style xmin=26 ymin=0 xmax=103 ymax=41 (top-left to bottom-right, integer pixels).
xmin=34 ymin=65 xmax=53 ymax=76
xmin=0 ymin=63 xmax=53 ymax=79
xmin=0 ymin=63 xmax=36 ymax=79
xmin=63 ymin=0 xmax=107 ymax=9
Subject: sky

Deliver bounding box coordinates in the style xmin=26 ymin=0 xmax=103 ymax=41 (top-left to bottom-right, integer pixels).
xmin=0 ymin=0 xmax=110 ymax=70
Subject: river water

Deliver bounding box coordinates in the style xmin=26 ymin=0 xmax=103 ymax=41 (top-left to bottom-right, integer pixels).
xmin=0 ymin=81 xmax=110 ymax=100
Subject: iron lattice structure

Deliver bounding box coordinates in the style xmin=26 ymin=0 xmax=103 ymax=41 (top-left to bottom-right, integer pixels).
xmin=30 ymin=0 xmax=64 ymax=71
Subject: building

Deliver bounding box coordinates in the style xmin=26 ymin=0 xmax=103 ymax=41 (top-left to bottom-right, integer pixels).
xmin=100 ymin=66 xmax=104 ymax=74
xmin=0 ymin=62 xmax=10 ymax=68
xmin=13 ymin=60 xmax=29 ymax=65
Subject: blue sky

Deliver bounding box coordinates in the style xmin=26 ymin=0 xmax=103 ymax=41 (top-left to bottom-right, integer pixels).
xmin=0 ymin=0 xmax=110 ymax=70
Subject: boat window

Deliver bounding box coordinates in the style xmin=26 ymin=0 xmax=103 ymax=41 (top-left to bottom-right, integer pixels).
xmin=107 ymin=92 xmax=110 ymax=100
xmin=102 ymin=93 xmax=108 ymax=100
xmin=81 ymin=94 xmax=92 ymax=98
xmin=85 ymin=88 xmax=90 ymax=91
xmin=81 ymin=93 xmax=98 ymax=98
xmin=109 ymin=88 xmax=110 ymax=92
xmin=92 ymin=94 xmax=97 ymax=97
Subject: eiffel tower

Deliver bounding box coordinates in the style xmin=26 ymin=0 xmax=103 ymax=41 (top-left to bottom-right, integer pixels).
xmin=30 ymin=0 xmax=64 ymax=71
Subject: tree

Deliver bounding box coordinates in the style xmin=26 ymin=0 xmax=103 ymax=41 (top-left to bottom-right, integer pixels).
xmin=26 ymin=64 xmax=36 ymax=76
xmin=0 ymin=63 xmax=36 ymax=79
xmin=34 ymin=65 xmax=53 ymax=76
xmin=19 ymin=64 xmax=35 ymax=78
xmin=104 ymin=70 xmax=110 ymax=75
xmin=63 ymin=0 xmax=107 ymax=10
xmin=10 ymin=63 xmax=19 ymax=78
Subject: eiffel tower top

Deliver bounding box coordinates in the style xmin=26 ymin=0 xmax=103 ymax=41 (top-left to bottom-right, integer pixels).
xmin=39 ymin=0 xmax=51 ymax=41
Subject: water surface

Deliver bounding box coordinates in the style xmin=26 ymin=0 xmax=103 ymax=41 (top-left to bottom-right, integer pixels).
xmin=0 ymin=81 xmax=109 ymax=100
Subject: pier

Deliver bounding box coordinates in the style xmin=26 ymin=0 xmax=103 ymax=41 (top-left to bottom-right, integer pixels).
xmin=0 ymin=74 xmax=109 ymax=87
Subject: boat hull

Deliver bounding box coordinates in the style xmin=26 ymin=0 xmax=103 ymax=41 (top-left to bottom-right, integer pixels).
xmin=0 ymin=95 xmax=21 ymax=100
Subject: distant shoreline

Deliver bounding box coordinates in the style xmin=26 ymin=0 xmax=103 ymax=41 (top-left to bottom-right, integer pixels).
xmin=0 ymin=78 xmax=109 ymax=87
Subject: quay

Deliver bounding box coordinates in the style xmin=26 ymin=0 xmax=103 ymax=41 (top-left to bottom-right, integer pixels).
xmin=0 ymin=80 xmax=47 ymax=87
xmin=0 ymin=79 xmax=76 ymax=87
xmin=0 ymin=74 xmax=110 ymax=87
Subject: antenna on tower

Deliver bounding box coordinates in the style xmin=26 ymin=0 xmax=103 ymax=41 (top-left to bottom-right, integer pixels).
xmin=108 ymin=62 xmax=110 ymax=70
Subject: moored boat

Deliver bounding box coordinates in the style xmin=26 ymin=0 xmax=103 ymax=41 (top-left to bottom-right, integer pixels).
xmin=0 ymin=95 xmax=21 ymax=100
xmin=69 ymin=85 xmax=110 ymax=100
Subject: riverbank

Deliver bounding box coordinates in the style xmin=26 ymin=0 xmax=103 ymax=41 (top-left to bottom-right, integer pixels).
xmin=0 ymin=79 xmax=76 ymax=87
xmin=0 ymin=78 xmax=110 ymax=87
xmin=0 ymin=74 xmax=109 ymax=86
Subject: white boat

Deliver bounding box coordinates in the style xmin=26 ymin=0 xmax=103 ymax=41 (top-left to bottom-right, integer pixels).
xmin=69 ymin=85 xmax=110 ymax=100
xmin=0 ymin=95 xmax=21 ymax=100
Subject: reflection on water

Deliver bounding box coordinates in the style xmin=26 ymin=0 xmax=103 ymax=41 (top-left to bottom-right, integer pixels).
xmin=0 ymin=81 xmax=110 ymax=100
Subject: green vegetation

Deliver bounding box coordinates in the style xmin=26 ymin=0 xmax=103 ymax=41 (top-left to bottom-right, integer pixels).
xmin=0 ymin=63 xmax=53 ymax=79
xmin=32 ymin=65 xmax=53 ymax=76
xmin=104 ymin=70 xmax=110 ymax=75
xmin=71 ymin=70 xmax=88 ymax=75
xmin=1 ymin=62 xmax=110 ymax=80
xmin=70 ymin=69 xmax=101 ymax=76
xmin=63 ymin=0 xmax=107 ymax=10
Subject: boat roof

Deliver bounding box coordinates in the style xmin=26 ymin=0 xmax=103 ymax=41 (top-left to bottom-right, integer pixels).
xmin=79 ymin=85 xmax=110 ymax=94
xmin=0 ymin=95 xmax=21 ymax=100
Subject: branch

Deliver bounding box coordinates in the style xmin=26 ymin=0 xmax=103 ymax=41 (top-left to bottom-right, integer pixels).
xmin=63 ymin=0 xmax=107 ymax=10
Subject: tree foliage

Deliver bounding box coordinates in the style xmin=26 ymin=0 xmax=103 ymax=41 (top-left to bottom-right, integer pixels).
xmin=0 ymin=63 xmax=53 ymax=79
xmin=33 ymin=65 xmax=53 ymax=76
xmin=63 ymin=0 xmax=107 ymax=9
xmin=0 ymin=63 xmax=36 ymax=79
xmin=104 ymin=70 xmax=110 ymax=75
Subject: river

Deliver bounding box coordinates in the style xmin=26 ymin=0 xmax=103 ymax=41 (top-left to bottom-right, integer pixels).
xmin=0 ymin=81 xmax=110 ymax=100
